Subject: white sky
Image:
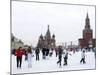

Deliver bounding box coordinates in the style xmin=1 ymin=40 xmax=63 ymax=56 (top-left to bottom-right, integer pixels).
xmin=12 ymin=1 xmax=95 ymax=47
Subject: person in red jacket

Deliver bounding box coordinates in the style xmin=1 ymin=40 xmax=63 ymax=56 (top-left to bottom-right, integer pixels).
xmin=15 ymin=47 xmax=24 ymax=68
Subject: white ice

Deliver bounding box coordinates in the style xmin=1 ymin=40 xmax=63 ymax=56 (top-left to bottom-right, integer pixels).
xmin=11 ymin=50 xmax=95 ymax=74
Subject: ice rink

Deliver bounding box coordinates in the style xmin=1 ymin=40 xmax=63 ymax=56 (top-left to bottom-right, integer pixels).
xmin=11 ymin=50 xmax=95 ymax=74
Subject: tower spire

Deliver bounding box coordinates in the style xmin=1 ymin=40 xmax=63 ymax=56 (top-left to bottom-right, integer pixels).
xmin=86 ymin=12 xmax=89 ymax=19
xmin=85 ymin=12 xmax=90 ymax=29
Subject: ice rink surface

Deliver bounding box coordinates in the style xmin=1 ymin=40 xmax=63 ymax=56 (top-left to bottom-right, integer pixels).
xmin=11 ymin=50 xmax=95 ymax=74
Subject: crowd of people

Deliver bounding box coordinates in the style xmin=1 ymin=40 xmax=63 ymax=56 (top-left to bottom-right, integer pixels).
xmin=12 ymin=46 xmax=88 ymax=69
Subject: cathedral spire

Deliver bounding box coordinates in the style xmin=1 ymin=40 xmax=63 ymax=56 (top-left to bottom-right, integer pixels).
xmin=46 ymin=25 xmax=51 ymax=39
xmin=40 ymin=34 xmax=43 ymax=39
xmin=48 ymin=25 xmax=49 ymax=29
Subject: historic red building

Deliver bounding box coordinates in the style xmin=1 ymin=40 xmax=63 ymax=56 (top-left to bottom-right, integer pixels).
xmin=78 ymin=13 xmax=96 ymax=48
xmin=37 ymin=25 xmax=56 ymax=49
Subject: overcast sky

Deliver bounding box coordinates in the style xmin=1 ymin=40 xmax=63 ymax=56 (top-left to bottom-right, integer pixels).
xmin=12 ymin=1 xmax=95 ymax=47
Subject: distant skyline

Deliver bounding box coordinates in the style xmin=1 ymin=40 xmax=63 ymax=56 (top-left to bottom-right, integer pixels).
xmin=12 ymin=1 xmax=95 ymax=47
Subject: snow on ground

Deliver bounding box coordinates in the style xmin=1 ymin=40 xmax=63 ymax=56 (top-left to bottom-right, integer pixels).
xmin=11 ymin=51 xmax=95 ymax=74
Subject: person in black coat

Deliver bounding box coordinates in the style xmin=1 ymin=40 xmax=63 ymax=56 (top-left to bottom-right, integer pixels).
xmin=49 ymin=49 xmax=53 ymax=57
xmin=46 ymin=48 xmax=49 ymax=56
xmin=35 ymin=48 xmax=40 ymax=61
xmin=63 ymin=52 xmax=68 ymax=65
xmin=57 ymin=46 xmax=63 ymax=67
xmin=25 ymin=49 xmax=28 ymax=61
xmin=42 ymin=47 xmax=46 ymax=59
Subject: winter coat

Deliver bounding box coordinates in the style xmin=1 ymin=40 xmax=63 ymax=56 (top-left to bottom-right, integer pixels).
xmin=27 ymin=53 xmax=32 ymax=62
xmin=15 ymin=49 xmax=25 ymax=57
xmin=42 ymin=48 xmax=46 ymax=55
xmin=64 ymin=53 xmax=68 ymax=59
xmin=35 ymin=48 xmax=40 ymax=54
xmin=58 ymin=48 xmax=63 ymax=57
xmin=27 ymin=53 xmax=33 ymax=68
xmin=46 ymin=48 xmax=49 ymax=56
xmin=63 ymin=50 xmax=68 ymax=59
xmin=81 ymin=52 xmax=85 ymax=59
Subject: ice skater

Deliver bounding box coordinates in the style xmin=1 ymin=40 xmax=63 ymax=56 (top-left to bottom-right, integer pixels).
xmin=46 ymin=48 xmax=49 ymax=56
xmin=35 ymin=47 xmax=40 ymax=61
xmin=63 ymin=49 xmax=71 ymax=66
xmin=25 ymin=49 xmax=28 ymax=61
xmin=49 ymin=48 xmax=53 ymax=57
xmin=55 ymin=47 xmax=58 ymax=57
xmin=15 ymin=47 xmax=25 ymax=68
xmin=57 ymin=46 xmax=63 ymax=67
xmin=80 ymin=49 xmax=86 ymax=64
xmin=27 ymin=46 xmax=33 ymax=68
xmin=42 ymin=47 xmax=46 ymax=59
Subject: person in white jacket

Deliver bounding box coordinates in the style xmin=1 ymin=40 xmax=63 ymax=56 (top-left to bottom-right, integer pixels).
xmin=80 ymin=49 xmax=86 ymax=64
xmin=63 ymin=49 xmax=71 ymax=66
xmin=27 ymin=47 xmax=33 ymax=68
